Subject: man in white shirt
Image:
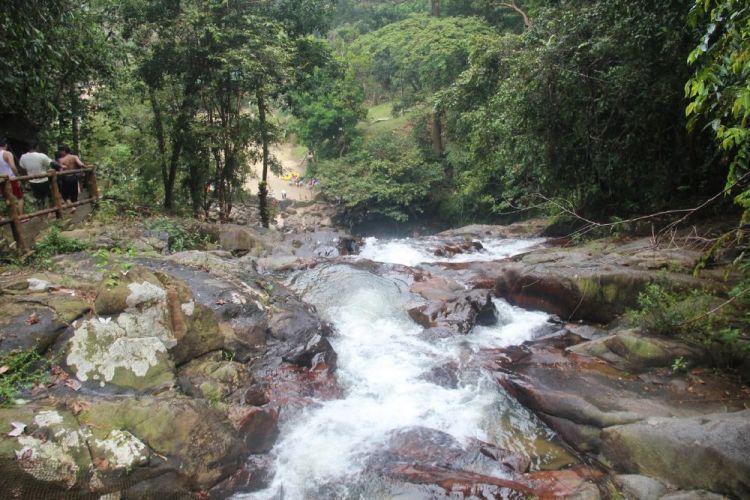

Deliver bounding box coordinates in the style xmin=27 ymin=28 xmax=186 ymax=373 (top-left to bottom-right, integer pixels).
xmin=20 ymin=142 xmax=53 ymax=208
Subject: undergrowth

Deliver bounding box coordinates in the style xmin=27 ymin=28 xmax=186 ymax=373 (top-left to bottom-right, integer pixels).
xmin=628 ymin=278 xmax=750 ymax=375
xmin=0 ymin=350 xmax=52 ymax=407
xmin=144 ymin=218 xmax=212 ymax=252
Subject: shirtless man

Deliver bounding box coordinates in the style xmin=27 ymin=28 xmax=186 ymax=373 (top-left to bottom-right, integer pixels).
xmin=57 ymin=145 xmax=85 ymax=205
xmin=0 ymin=137 xmax=23 ymax=214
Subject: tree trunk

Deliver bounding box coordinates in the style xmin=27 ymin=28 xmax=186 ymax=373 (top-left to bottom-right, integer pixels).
xmin=257 ymin=88 xmax=271 ymax=228
xmin=70 ymin=89 xmax=81 ymax=155
xmin=431 ymin=0 xmax=440 ymax=17
xmin=164 ymin=85 xmax=195 ymax=211
xmin=148 ymin=88 xmax=169 ymax=201
xmin=430 ymin=111 xmax=444 ymax=158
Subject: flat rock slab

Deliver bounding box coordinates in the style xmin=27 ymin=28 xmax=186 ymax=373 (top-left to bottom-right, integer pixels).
xmin=602 ymin=411 xmax=750 ymax=497
xmin=487 ymin=334 xmax=750 ymax=454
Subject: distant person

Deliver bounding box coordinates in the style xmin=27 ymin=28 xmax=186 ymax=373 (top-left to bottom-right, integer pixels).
xmin=20 ymin=142 xmax=53 ymax=209
xmin=0 ymin=137 xmax=23 ymax=214
xmin=281 ymin=190 xmax=287 ymax=200
xmin=57 ymin=145 xmax=84 ymax=206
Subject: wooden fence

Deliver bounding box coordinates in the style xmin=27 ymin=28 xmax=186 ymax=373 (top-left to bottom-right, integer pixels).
xmin=0 ymin=167 xmax=99 ymax=254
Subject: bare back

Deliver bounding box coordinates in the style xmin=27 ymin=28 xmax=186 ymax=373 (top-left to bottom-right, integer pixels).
xmin=59 ymin=154 xmax=84 ymax=171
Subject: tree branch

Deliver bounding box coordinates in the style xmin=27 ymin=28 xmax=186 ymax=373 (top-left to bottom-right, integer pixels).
xmin=496 ymin=1 xmax=531 ymax=28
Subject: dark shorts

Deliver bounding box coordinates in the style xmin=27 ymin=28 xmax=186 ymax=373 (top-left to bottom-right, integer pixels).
xmin=30 ymin=181 xmax=51 ymax=202
xmin=10 ymin=180 xmax=22 ymax=199
xmin=60 ymin=175 xmax=79 ymax=203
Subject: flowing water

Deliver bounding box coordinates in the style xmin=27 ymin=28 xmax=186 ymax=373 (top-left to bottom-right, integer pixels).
xmin=241 ymin=236 xmax=573 ymax=499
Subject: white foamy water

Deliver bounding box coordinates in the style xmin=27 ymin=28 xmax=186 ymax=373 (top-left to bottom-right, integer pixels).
xmin=356 ymin=235 xmax=545 ymax=266
xmin=238 ymin=243 xmax=558 ymax=499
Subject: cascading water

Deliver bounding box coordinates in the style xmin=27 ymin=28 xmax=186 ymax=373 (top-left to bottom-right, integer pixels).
xmin=240 ymin=236 xmax=572 ymax=499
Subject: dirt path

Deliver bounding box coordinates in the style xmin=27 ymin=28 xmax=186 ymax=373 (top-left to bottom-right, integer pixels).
xmin=246 ymin=143 xmax=318 ymax=201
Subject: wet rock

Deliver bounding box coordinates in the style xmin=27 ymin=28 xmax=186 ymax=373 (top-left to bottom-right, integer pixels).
xmin=368 ymin=426 xmax=528 ymax=480
xmin=242 ymin=386 xmax=270 ymax=406
xmin=489 ymin=334 xmax=750 ymax=459
xmin=209 ymin=454 xmax=275 ymax=498
xmin=615 ymin=474 xmax=668 ymax=500
xmin=416 ymin=326 xmax=460 ymax=341
xmin=266 ymin=363 xmax=342 ymax=422
xmin=408 ymin=290 xmax=497 ymax=335
xmin=433 ymin=240 xmax=484 ymax=258
xmin=0 ymin=302 xmax=69 ymax=355
xmin=437 ymin=221 xmax=547 ymax=239
xmin=81 ymin=395 xmax=244 ymax=491
xmin=659 ymin=491 xmax=727 ymax=500
xmin=601 ymin=410 xmax=750 ymax=497
xmin=178 ymin=353 xmax=252 ymax=402
xmin=420 ymin=363 xmax=459 ymax=389
xmin=226 ymin=405 xmax=279 ymax=453
xmin=410 ymin=276 xmax=464 ymax=302
xmin=267 ymin=291 xmax=336 ymax=370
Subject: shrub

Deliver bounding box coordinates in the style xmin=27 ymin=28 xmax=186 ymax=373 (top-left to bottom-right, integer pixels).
xmin=628 ymin=281 xmax=750 ymax=373
xmin=33 ymin=226 xmax=88 ymax=262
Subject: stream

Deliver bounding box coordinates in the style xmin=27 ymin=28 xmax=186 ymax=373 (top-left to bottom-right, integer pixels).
xmin=241 ymin=235 xmax=573 ymax=499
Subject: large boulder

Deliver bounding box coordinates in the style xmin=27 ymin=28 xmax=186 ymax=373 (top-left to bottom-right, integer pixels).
xmin=63 ymin=266 xmax=229 ymax=393
xmin=601 ymin=410 xmax=750 ymax=498
xmin=407 ymin=289 xmax=498 ymax=335
xmin=80 ymin=395 xmax=244 ymax=492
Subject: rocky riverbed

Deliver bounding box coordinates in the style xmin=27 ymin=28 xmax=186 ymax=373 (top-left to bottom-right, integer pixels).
xmin=0 ymin=203 xmax=748 ymax=499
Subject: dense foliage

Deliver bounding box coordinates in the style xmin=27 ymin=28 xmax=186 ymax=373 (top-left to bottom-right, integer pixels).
xmin=686 ymin=0 xmax=750 ymax=215
xmin=316 ymin=131 xmax=443 ymax=222
xmin=2 ymin=0 xmax=745 ymax=229
xmin=0 ymin=0 xmax=112 ymax=144
xmin=440 ymin=0 xmax=719 ymax=220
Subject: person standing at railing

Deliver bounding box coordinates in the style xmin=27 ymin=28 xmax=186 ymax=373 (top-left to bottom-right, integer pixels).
xmin=19 ymin=142 xmax=54 ymax=209
xmin=57 ymin=145 xmax=84 ymax=208
xmin=0 ymin=137 xmax=23 ymax=215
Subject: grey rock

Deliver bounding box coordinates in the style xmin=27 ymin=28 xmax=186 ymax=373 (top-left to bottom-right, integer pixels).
xmin=615 ymin=474 xmax=668 ymax=500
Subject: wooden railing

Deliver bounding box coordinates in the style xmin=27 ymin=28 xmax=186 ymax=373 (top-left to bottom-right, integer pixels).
xmin=1 ymin=167 xmax=99 ymax=253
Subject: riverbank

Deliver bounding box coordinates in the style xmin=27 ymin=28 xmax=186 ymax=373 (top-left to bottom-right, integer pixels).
xmin=0 ymin=208 xmax=747 ymax=498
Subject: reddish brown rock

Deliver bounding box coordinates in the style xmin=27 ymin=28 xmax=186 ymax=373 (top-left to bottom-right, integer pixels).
xmin=407 ymin=289 xmax=498 ymax=335
xmin=227 ymin=406 xmax=279 ymax=453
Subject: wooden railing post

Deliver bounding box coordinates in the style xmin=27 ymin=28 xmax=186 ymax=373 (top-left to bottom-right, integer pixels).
xmin=87 ymin=166 xmax=99 ymax=204
xmin=1 ymin=176 xmax=26 ymax=253
xmin=49 ymin=170 xmax=64 ymax=219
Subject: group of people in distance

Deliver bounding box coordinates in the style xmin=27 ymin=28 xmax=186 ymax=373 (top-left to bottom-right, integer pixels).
xmin=0 ymin=137 xmax=86 ymax=216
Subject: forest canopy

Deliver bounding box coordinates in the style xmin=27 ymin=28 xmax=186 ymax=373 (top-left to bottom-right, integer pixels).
xmin=0 ymin=0 xmax=747 ymax=228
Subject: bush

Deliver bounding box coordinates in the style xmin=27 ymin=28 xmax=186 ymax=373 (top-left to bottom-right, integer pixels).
xmin=144 ymin=218 xmax=208 ymax=252
xmin=33 ymin=227 xmax=88 ymax=261
xmin=628 ymin=282 xmax=750 ymax=372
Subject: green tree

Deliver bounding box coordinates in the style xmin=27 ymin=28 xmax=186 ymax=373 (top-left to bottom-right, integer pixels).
xmin=289 ymin=46 xmax=366 ymax=160
xmin=686 ymin=0 xmax=750 ymax=214
xmin=0 ymin=0 xmax=112 ymax=145
xmin=316 ymin=131 xmax=443 ymax=223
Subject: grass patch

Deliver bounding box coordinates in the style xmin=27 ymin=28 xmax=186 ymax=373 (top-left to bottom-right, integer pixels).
xmin=0 ymin=350 xmax=52 ymax=407
xmin=358 ymin=102 xmax=423 ymax=138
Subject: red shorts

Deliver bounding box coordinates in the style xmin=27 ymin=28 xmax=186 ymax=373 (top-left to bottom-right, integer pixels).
xmin=10 ymin=180 xmax=22 ymax=199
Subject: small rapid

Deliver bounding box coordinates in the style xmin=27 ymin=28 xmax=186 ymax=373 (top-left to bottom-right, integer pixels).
xmin=241 ymin=236 xmax=566 ymax=499
xmin=356 ymin=235 xmax=545 ymax=266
